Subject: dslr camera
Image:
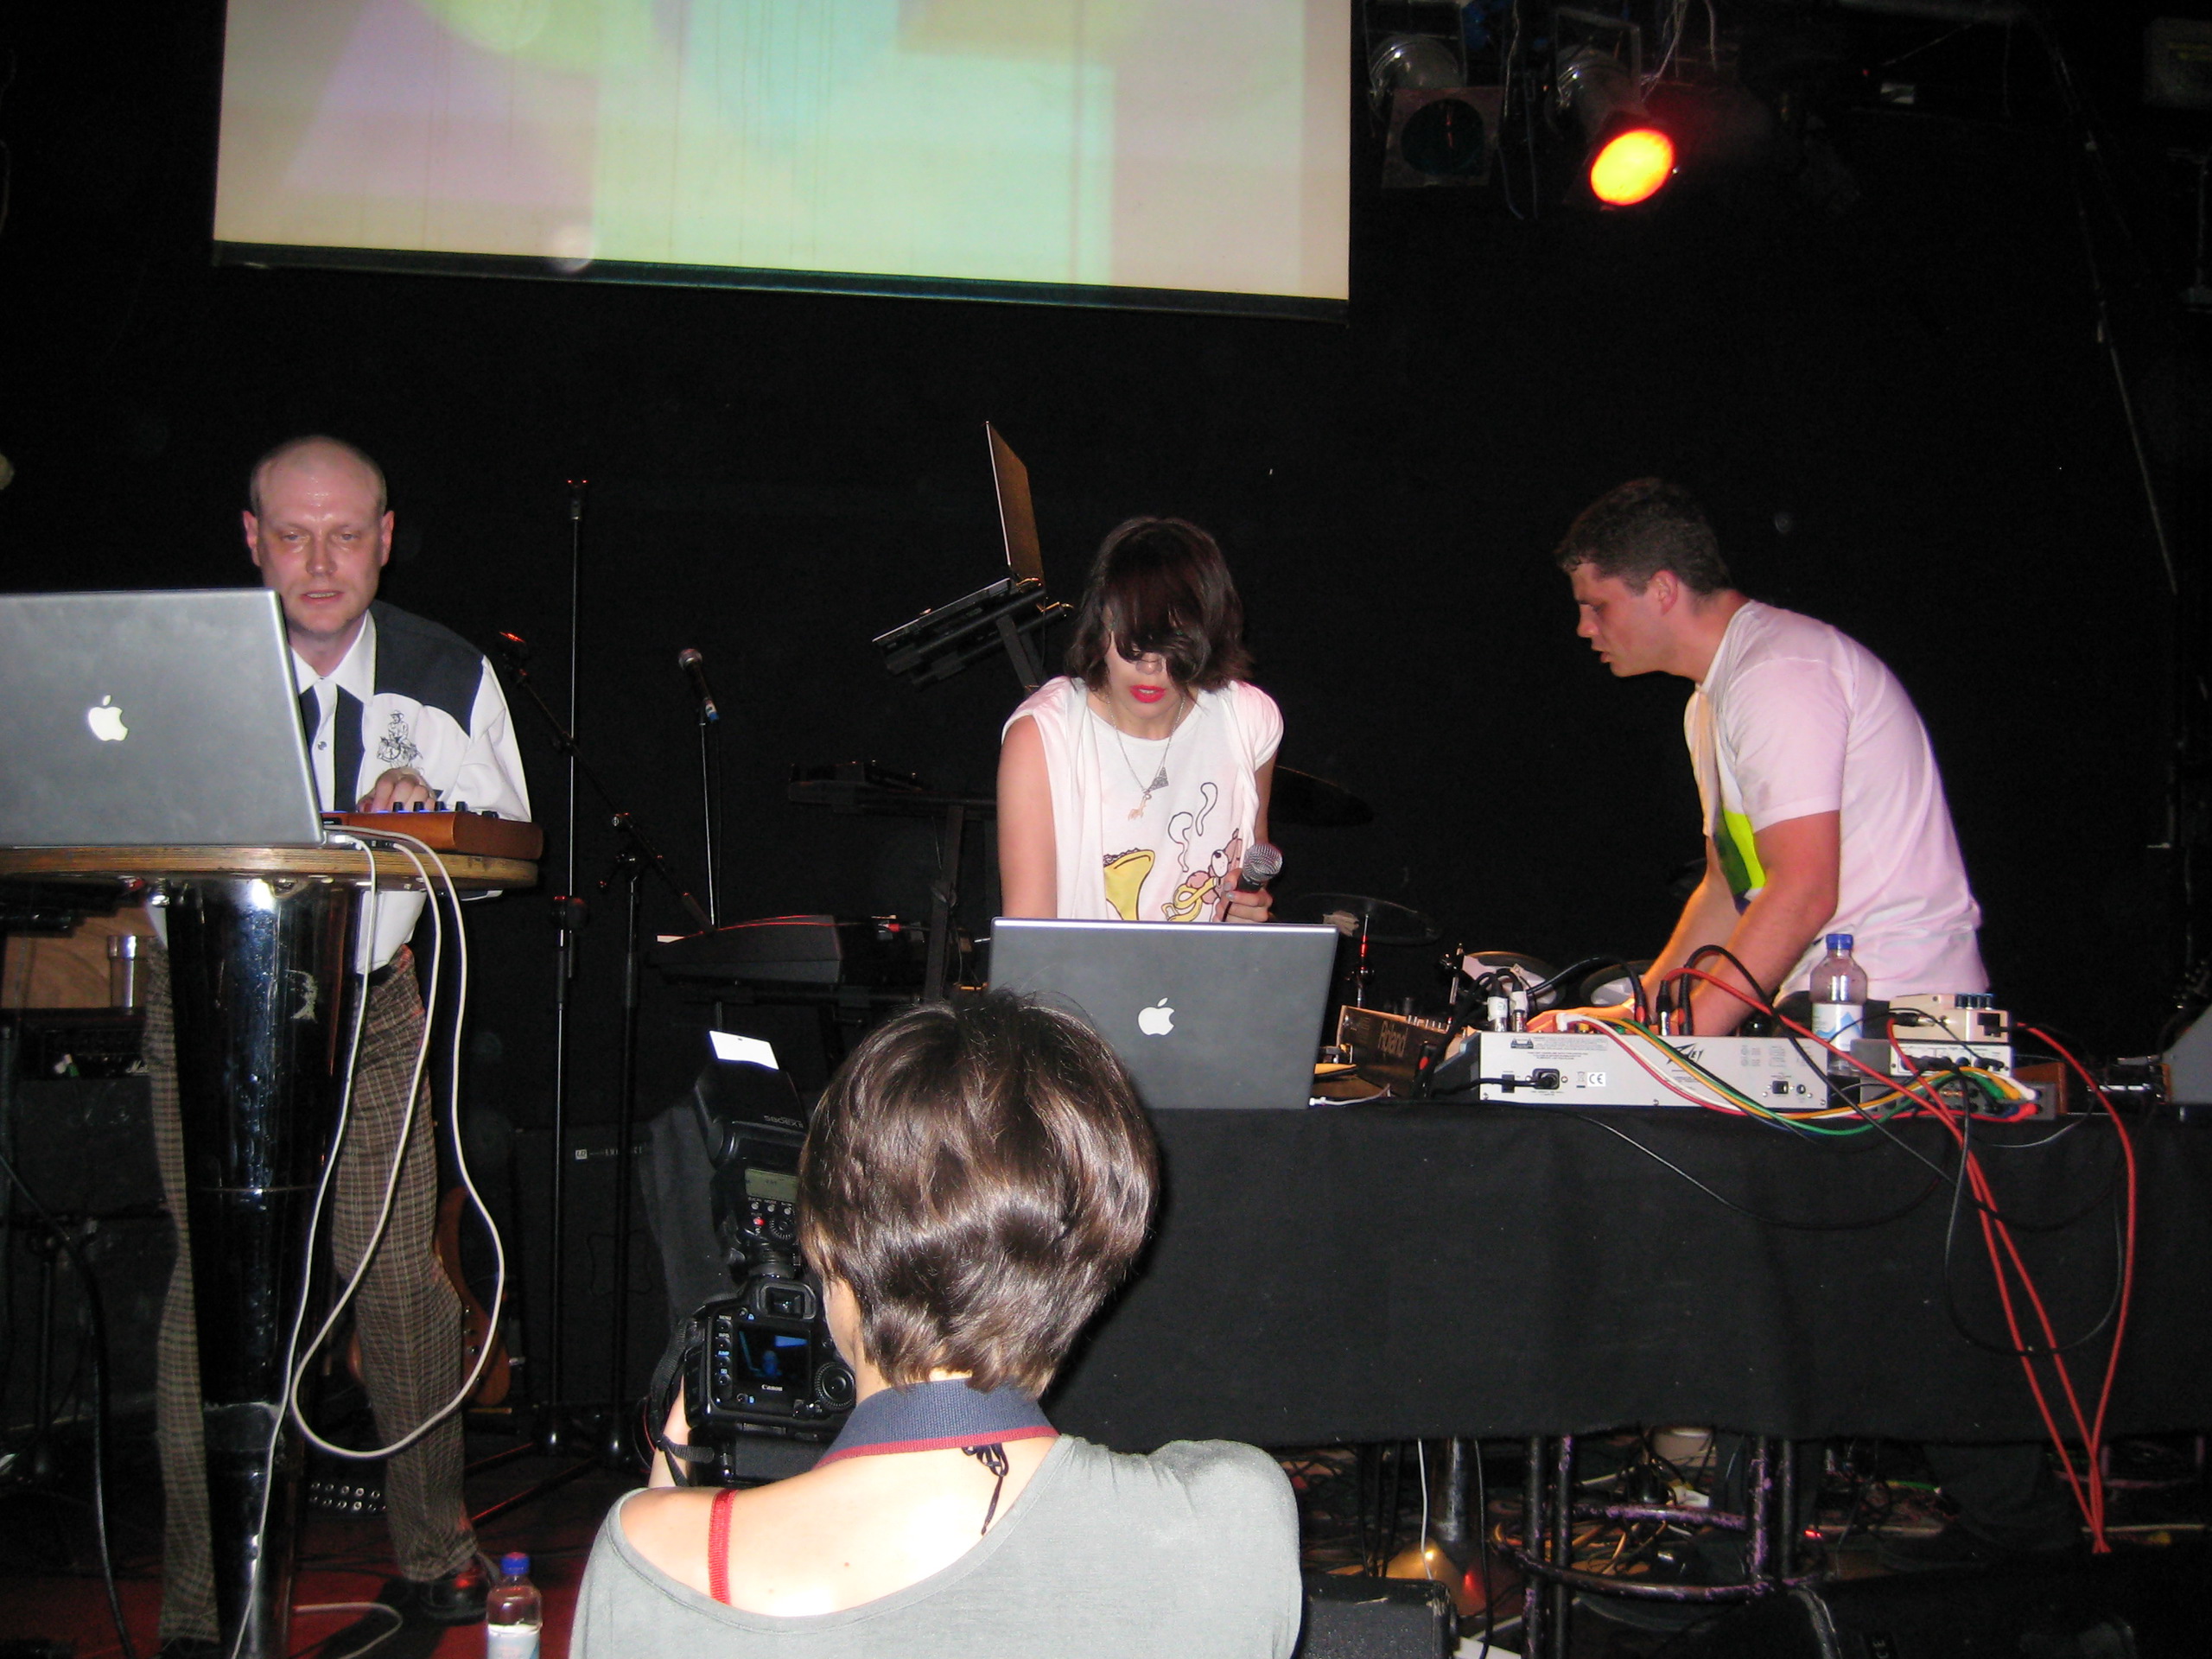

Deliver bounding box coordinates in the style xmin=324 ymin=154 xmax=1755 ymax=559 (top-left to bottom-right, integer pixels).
xmin=652 ymin=1057 xmax=855 ymax=1487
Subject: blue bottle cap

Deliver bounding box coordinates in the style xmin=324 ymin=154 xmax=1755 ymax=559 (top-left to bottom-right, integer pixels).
xmin=501 ymin=1552 xmax=530 ymax=1576
xmin=1826 ymin=932 xmax=1853 ymax=950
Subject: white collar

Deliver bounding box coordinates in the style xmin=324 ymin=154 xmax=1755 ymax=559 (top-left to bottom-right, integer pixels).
xmin=293 ymin=608 xmax=378 ymax=703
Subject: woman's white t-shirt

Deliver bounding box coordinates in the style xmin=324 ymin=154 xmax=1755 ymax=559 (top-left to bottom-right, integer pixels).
xmin=1003 ymin=677 xmax=1282 ymax=923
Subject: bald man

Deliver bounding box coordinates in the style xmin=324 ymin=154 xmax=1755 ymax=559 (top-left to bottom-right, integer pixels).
xmin=149 ymin=438 xmax=529 ymax=1656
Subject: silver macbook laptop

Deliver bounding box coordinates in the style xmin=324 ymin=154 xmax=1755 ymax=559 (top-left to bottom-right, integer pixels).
xmin=989 ymin=918 xmax=1339 ymax=1109
xmin=0 ymin=589 xmax=324 ymax=848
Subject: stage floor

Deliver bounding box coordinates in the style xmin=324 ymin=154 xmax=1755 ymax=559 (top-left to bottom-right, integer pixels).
xmin=3 ymin=1426 xmax=2203 ymax=1658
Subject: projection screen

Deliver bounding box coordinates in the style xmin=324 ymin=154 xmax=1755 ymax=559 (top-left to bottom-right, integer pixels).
xmin=212 ymin=1 xmax=1350 ymax=318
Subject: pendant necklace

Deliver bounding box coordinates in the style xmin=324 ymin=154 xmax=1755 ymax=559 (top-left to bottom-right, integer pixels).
xmin=1110 ymin=695 xmax=1186 ymax=819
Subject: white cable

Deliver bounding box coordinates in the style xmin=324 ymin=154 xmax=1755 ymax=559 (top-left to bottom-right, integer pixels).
xmin=288 ymin=827 xmax=508 ymax=1459
xmin=286 ymin=833 xmax=439 ymax=1454
xmin=1644 ymin=0 xmax=1689 ymax=91
xmin=294 ymin=1602 xmax=404 ymax=1658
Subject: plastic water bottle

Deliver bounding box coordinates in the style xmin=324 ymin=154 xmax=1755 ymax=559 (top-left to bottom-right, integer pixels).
xmin=486 ymin=1553 xmax=541 ymax=1659
xmin=1810 ymin=933 xmax=1867 ymax=1079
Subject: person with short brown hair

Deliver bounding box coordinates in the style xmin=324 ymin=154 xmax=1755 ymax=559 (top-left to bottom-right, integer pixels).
xmin=1550 ymin=476 xmax=1733 ymax=597
xmin=574 ymin=994 xmax=1300 ymax=1657
xmin=999 ymin=517 xmax=1281 ymax=924
xmin=796 ymin=991 xmax=1158 ymax=1395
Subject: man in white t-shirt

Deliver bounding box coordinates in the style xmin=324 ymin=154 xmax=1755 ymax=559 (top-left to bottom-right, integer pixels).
xmin=1533 ymin=480 xmax=2075 ymax=1569
xmin=1535 ymin=477 xmax=1985 ymax=1039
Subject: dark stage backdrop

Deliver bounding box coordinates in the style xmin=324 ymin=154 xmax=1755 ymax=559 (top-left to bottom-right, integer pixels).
xmin=0 ymin=7 xmax=2190 ymax=1389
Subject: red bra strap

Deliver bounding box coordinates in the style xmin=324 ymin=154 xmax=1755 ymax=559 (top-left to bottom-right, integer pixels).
xmin=706 ymin=1485 xmax=739 ymax=1605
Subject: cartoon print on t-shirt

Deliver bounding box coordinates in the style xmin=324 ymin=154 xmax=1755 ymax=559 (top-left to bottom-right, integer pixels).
xmin=1161 ymin=785 xmax=1244 ymax=923
xmin=1102 ymin=848 xmax=1155 ymax=922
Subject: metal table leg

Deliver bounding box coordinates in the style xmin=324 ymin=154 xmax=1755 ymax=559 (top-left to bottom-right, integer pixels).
xmin=168 ymin=874 xmax=359 ymax=1659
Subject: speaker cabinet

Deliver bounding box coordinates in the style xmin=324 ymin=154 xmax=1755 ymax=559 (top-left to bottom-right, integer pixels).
xmin=1296 ymin=1573 xmax=1454 ymax=1659
xmin=1 ymin=1075 xmax=171 ymax=1422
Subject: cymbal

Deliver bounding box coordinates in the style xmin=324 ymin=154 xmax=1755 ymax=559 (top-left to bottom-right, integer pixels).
xmin=1292 ymin=892 xmax=1440 ymax=946
xmin=1270 ymin=766 xmax=1373 ymax=828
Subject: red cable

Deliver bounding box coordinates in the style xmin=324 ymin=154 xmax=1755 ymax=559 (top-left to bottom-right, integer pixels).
xmin=2025 ymin=1028 xmax=2140 ymax=1543
xmin=1878 ymin=1025 xmax=2113 ymax=1545
xmin=1657 ymin=969 xmax=2131 ymax=1547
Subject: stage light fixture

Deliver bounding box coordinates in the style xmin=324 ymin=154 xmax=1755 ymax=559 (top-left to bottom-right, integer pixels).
xmin=1555 ymin=34 xmax=1677 ymax=209
xmin=1370 ymin=29 xmax=1497 ymax=188
xmin=1368 ymin=32 xmax=1464 ymax=118
xmin=1588 ymin=124 xmax=1676 ymax=207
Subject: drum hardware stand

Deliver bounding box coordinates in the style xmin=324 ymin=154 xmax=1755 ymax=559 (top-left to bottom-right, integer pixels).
xmin=786 ymin=768 xmax=998 ymax=1005
xmin=925 ymin=802 xmax=969 ymax=1001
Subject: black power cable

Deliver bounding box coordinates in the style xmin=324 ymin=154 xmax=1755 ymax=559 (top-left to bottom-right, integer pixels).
xmin=1565 ymin=1109 xmax=1947 ymax=1231
xmin=1936 ymin=1109 xmax=2129 ymax=1362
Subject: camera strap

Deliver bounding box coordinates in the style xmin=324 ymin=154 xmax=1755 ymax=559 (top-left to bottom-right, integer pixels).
xmin=651 ymin=1309 xmax=731 ymax=1484
xmin=815 ymin=1378 xmax=1055 ymax=1468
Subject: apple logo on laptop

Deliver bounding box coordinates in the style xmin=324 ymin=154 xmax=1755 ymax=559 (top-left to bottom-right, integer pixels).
xmin=1137 ymin=998 xmax=1175 ymax=1037
xmin=86 ymin=696 xmax=129 ymax=742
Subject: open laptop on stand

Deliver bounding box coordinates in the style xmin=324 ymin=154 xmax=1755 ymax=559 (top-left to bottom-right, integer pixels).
xmin=989 ymin=918 xmax=1340 ymax=1109
xmin=871 ymin=423 xmax=1069 ymax=692
xmin=0 ymin=589 xmax=323 ymax=848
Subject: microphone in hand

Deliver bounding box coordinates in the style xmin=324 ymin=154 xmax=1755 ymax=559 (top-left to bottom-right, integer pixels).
xmin=1236 ymin=841 xmax=1283 ymax=893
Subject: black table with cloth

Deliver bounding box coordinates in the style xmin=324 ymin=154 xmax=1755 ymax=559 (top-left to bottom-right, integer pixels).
xmin=1047 ymin=1103 xmax=2212 ymax=1451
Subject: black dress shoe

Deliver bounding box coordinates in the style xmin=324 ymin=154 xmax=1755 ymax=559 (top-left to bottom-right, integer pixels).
xmin=409 ymin=1559 xmax=490 ymax=1626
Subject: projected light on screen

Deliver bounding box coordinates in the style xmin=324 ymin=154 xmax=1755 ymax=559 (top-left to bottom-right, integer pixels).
xmin=212 ymin=0 xmax=1349 ymax=318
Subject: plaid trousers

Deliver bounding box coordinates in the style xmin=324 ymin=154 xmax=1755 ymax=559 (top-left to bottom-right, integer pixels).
xmin=149 ymin=946 xmax=476 ymax=1641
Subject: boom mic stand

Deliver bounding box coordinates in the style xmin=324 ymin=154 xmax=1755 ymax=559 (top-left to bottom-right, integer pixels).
xmin=486 ymin=481 xmax=711 ymax=1489
xmin=677 ymin=648 xmax=725 ymax=930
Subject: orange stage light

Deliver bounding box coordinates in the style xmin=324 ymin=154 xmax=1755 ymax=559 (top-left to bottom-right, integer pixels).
xmin=1589 ymin=127 xmax=1675 ymax=207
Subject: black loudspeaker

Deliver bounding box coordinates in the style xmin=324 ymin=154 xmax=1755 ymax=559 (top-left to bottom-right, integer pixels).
xmin=1680 ymin=1551 xmax=2205 ymax=1659
xmin=1 ymin=1074 xmax=172 ymax=1421
xmin=1295 ymin=1573 xmax=1454 ymax=1659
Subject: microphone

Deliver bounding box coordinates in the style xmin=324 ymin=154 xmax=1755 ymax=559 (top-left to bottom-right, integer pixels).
xmin=677 ymin=647 xmax=721 ymax=721
xmin=492 ymin=631 xmax=531 ymax=667
xmin=1237 ymin=841 xmax=1283 ymax=893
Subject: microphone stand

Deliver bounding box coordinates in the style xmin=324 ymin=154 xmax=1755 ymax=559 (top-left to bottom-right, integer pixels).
xmin=588 ymin=806 xmax=705 ymax=1463
xmin=486 ymin=484 xmax=711 ymax=1487
xmin=696 ymin=698 xmax=722 ymax=929
xmin=551 ymin=479 xmax=584 ymax=1456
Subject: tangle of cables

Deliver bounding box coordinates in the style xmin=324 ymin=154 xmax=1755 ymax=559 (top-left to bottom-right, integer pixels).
xmin=1567 ymin=964 xmax=2139 ymax=1553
